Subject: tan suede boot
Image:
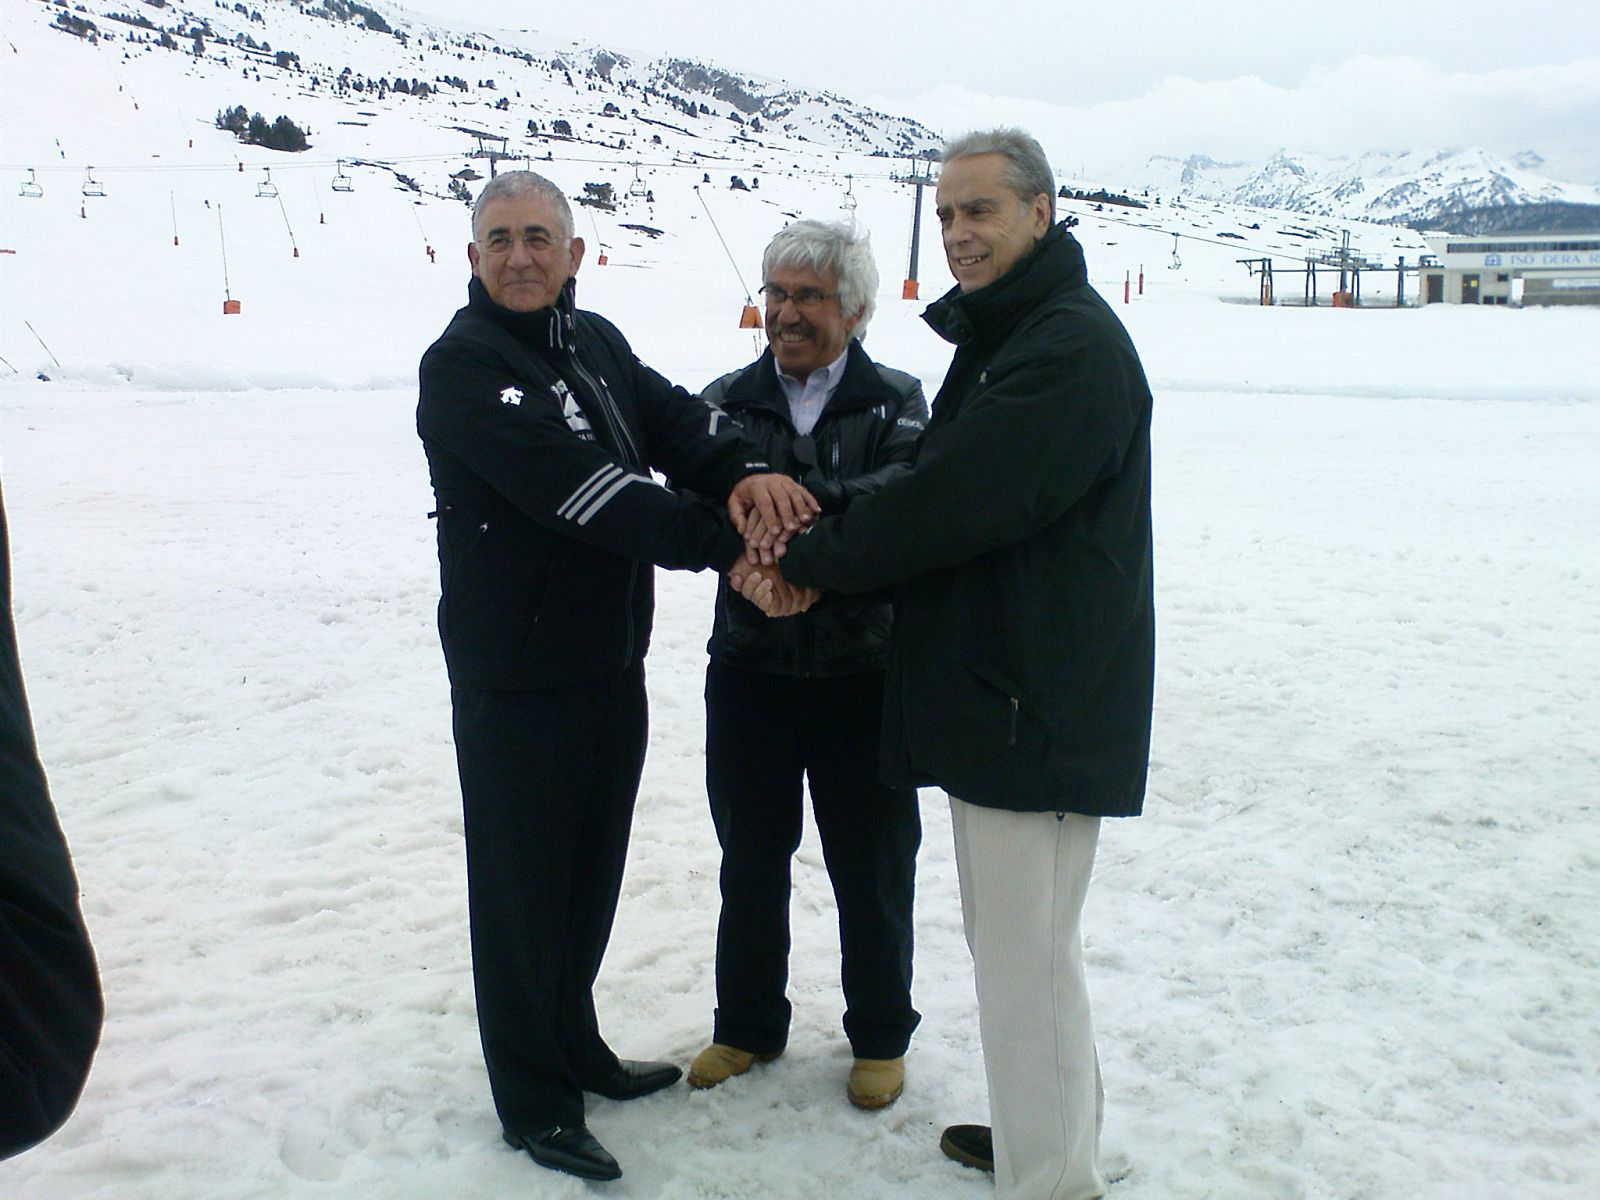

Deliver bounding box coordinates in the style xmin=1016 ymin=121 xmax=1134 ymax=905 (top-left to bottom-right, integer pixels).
xmin=686 ymin=1043 xmax=781 ymax=1089
xmin=847 ymin=1056 xmax=905 ymax=1109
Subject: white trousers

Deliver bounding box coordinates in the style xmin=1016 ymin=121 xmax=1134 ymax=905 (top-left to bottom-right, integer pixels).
xmin=949 ymin=795 xmax=1105 ymax=1200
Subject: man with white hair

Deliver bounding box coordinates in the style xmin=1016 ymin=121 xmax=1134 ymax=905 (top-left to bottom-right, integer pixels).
xmin=685 ymin=219 xmax=928 ymax=1112
xmin=417 ymin=171 xmax=816 ymax=1183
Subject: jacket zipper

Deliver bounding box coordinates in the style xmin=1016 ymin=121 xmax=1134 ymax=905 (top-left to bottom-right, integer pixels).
xmin=568 ymin=349 xmax=642 ymax=664
xmin=569 ymin=352 xmax=642 ymax=467
xmin=1007 ymin=697 xmax=1019 ymax=746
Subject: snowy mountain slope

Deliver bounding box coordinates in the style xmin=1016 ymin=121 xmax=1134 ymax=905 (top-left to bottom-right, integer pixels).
xmin=1 ymin=0 xmax=1442 ymax=386
xmin=0 ymin=0 xmax=950 ymax=379
xmin=1142 ymin=146 xmax=1600 ymax=230
xmin=7 ymin=0 xmax=936 ymax=187
xmin=9 ymin=0 xmax=1595 ymax=248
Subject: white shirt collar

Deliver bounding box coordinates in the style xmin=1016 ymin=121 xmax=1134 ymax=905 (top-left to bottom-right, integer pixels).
xmin=775 ymin=345 xmax=850 ymax=394
xmin=775 ymin=346 xmax=850 ymax=436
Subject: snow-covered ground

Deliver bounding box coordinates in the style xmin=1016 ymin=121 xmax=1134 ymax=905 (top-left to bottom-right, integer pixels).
xmin=3 ymin=3 xmax=1600 ymax=1198
xmin=6 ymin=262 xmax=1599 ymax=1200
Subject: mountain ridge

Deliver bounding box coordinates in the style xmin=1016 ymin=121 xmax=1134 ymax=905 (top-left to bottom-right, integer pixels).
xmin=1141 ymin=147 xmax=1600 ymax=233
xmin=11 ymin=0 xmax=1590 ymax=240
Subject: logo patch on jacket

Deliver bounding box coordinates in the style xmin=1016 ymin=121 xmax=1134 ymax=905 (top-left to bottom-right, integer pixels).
xmin=500 ymin=386 xmax=524 ymax=406
xmin=552 ymin=379 xmax=594 ymax=440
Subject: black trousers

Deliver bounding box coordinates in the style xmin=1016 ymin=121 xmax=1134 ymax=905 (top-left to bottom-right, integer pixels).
xmin=451 ymin=665 xmax=647 ymax=1131
xmin=705 ymin=660 xmax=921 ymax=1060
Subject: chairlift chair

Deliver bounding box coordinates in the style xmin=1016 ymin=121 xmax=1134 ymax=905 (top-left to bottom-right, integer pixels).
xmin=1168 ymin=233 xmax=1182 ymax=270
xmin=627 ymin=163 xmax=647 ymax=199
xmin=19 ymin=168 xmax=43 ymax=199
xmin=331 ymin=160 xmax=354 ymax=192
xmin=841 ymin=174 xmax=857 ymax=212
xmin=81 ymin=167 xmax=106 ymax=198
xmin=256 ymin=168 xmax=279 ymax=199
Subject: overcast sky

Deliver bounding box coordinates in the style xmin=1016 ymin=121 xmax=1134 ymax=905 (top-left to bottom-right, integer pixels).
xmin=396 ymin=1 xmax=1600 ymax=182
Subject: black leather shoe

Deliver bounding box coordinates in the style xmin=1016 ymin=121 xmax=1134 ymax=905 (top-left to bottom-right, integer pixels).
xmin=940 ymin=1123 xmax=994 ymax=1172
xmin=582 ymin=1058 xmax=682 ymax=1101
xmin=503 ymin=1125 xmax=622 ymax=1182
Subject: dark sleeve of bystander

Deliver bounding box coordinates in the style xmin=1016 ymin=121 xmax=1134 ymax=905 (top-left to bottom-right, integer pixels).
xmin=0 ymin=480 xmax=103 ymax=1161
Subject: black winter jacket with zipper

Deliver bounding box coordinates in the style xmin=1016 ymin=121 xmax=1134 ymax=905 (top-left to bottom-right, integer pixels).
xmin=418 ymin=277 xmax=769 ymax=691
xmin=780 ymin=225 xmax=1155 ymax=815
xmin=699 ymin=341 xmax=927 ymax=677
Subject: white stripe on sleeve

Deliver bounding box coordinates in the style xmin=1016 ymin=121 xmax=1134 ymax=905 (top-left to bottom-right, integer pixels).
xmin=572 ymin=472 xmax=655 ymax=526
xmin=558 ymin=464 xmax=622 ymax=520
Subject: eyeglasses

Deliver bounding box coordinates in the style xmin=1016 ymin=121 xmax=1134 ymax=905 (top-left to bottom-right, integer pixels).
xmin=760 ymin=284 xmax=841 ymax=310
xmin=479 ymin=231 xmax=560 ymax=254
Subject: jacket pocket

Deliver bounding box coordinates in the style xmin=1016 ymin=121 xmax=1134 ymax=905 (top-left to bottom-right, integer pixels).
xmin=441 ymin=515 xmax=550 ymax=665
xmin=966 ymin=661 xmax=1046 ymax=750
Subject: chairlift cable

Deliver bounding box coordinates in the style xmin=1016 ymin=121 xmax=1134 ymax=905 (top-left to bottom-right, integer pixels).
xmin=217 ymin=204 xmax=233 ymax=301
xmin=693 ymin=185 xmax=754 ymax=304
xmin=24 ymin=321 xmax=62 ymax=370
xmin=276 ymin=194 xmax=298 ymax=256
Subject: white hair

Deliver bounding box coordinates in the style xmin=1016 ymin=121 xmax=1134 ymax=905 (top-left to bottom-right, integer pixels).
xmin=941 ymin=128 xmax=1057 ymax=222
xmin=471 ymin=170 xmax=574 ymax=241
xmin=762 ymin=218 xmax=879 ymax=337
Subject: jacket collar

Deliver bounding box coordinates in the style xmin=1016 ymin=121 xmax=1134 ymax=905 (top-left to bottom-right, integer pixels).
xmin=466 ymin=274 xmax=579 ymax=352
xmin=921 ymin=222 xmax=1087 ymax=347
xmin=720 ymin=340 xmax=896 ymax=417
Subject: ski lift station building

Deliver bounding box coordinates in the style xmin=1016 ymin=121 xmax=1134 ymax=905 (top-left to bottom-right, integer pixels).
xmin=1417 ymin=231 xmax=1600 ymax=306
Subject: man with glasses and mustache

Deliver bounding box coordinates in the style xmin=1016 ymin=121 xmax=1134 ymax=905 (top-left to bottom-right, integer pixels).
xmin=417 ymin=172 xmax=816 ymax=1183
xmin=685 ymin=219 xmax=928 ymax=1112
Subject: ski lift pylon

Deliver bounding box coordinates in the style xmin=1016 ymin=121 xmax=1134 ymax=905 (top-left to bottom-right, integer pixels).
xmin=256 ymin=168 xmax=278 ymax=199
xmin=331 ymin=160 xmax=353 ymax=192
xmin=19 ymin=169 xmax=43 ymax=199
xmin=81 ymin=167 xmax=106 ymax=198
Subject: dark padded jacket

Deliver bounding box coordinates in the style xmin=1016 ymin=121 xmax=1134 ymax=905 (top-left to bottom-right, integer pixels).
xmin=1 ymin=486 xmax=102 ymax=1160
xmin=781 ymin=224 xmax=1155 ymax=815
xmin=418 ymin=277 xmax=768 ymax=691
xmin=700 ymin=342 xmax=927 ymax=677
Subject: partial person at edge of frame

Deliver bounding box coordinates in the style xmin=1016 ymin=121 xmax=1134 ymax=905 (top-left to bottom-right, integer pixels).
xmin=0 ymin=479 xmax=104 ymax=1162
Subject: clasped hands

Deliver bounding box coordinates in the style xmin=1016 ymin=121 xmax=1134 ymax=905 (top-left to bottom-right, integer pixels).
xmin=726 ymin=474 xmax=822 ymax=618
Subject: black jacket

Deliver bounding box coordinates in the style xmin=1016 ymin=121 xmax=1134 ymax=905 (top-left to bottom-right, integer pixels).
xmin=1 ymin=486 xmax=102 ymax=1159
xmin=781 ymin=224 xmax=1155 ymax=816
xmin=700 ymin=342 xmax=926 ymax=677
xmin=418 ymin=277 xmax=767 ymax=690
